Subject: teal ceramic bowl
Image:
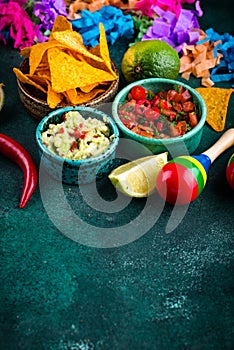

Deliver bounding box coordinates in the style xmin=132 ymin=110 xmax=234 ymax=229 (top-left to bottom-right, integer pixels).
xmin=112 ymin=78 xmax=207 ymax=157
xmin=36 ymin=106 xmax=119 ymax=185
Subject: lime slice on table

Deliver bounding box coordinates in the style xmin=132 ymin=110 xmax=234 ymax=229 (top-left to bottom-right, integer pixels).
xmin=108 ymin=152 xmax=168 ymax=197
xmin=0 ymin=84 xmax=4 ymax=111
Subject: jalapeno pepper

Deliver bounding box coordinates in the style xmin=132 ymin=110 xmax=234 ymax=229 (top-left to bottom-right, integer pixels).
xmin=0 ymin=133 xmax=38 ymax=208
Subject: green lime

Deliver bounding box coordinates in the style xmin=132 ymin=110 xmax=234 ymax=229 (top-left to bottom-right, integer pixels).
xmin=108 ymin=152 xmax=168 ymax=197
xmin=121 ymin=40 xmax=180 ymax=83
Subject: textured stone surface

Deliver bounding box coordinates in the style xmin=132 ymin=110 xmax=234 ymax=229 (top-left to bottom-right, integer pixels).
xmin=0 ymin=1 xmax=234 ymax=349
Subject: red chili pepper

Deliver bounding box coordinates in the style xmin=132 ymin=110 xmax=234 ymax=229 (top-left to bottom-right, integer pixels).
xmin=135 ymin=99 xmax=151 ymax=115
xmin=135 ymin=104 xmax=147 ymax=115
xmin=0 ymin=133 xmax=38 ymax=208
xmin=136 ymin=99 xmax=151 ymax=108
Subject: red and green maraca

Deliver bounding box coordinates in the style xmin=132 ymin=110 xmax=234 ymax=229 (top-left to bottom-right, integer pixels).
xmin=226 ymin=153 xmax=234 ymax=190
xmin=156 ymin=128 xmax=234 ymax=205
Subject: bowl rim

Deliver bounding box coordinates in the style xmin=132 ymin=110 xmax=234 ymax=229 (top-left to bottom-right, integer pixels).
xmin=36 ymin=106 xmax=119 ymax=164
xmin=112 ymin=78 xmax=207 ymax=145
xmin=17 ymin=58 xmax=119 ymax=107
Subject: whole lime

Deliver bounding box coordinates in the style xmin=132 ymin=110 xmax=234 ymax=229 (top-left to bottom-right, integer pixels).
xmin=121 ymin=40 xmax=180 ymax=83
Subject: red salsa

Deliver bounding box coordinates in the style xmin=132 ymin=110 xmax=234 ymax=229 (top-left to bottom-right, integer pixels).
xmin=118 ymin=85 xmax=200 ymax=139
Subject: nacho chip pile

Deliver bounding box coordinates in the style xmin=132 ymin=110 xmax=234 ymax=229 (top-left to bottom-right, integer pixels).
xmin=13 ymin=16 xmax=118 ymax=109
xmin=196 ymin=87 xmax=234 ymax=132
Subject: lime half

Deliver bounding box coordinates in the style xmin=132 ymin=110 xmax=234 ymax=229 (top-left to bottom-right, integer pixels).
xmin=108 ymin=152 xmax=168 ymax=197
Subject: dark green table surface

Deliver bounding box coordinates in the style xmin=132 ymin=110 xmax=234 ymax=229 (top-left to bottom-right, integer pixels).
xmin=0 ymin=1 xmax=234 ymax=349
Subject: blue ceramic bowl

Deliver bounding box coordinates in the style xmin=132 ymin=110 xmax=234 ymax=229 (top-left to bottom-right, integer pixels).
xmin=36 ymin=106 xmax=119 ymax=185
xmin=112 ymin=78 xmax=207 ymax=157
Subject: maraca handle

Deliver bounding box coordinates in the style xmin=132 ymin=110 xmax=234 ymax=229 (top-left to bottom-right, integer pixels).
xmin=203 ymin=128 xmax=234 ymax=163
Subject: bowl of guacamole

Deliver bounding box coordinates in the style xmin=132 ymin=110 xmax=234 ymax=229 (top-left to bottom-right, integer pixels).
xmin=36 ymin=106 xmax=119 ymax=185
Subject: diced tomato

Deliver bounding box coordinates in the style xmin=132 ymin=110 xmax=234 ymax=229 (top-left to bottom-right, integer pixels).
xmin=151 ymin=106 xmax=161 ymax=113
xmin=182 ymin=101 xmax=194 ymax=112
xmin=157 ymin=121 xmax=164 ymax=132
xmin=130 ymin=86 xmax=147 ymax=100
xmin=119 ymin=100 xmax=136 ymax=114
xmin=72 ymin=128 xmax=81 ymax=138
xmin=79 ymin=131 xmax=87 ymax=139
xmin=181 ymin=89 xmax=192 ymax=102
xmin=159 ymin=99 xmax=172 ymax=110
xmin=121 ymin=119 xmax=137 ymax=129
xmin=127 ymin=99 xmax=137 ymax=106
xmin=144 ymin=108 xmax=160 ymax=121
xmin=176 ymin=121 xmax=187 ymax=135
xmin=70 ymin=141 xmax=77 ymax=151
xmin=59 ymin=127 xmax=64 ymax=134
xmin=139 ymin=131 xmax=154 ymax=138
xmin=176 ymin=85 xmax=185 ymax=94
xmin=168 ymin=124 xmax=180 ymax=137
xmin=173 ymin=102 xmax=183 ymax=112
xmin=167 ymin=89 xmax=181 ymax=103
xmin=151 ymin=95 xmax=160 ymax=107
xmin=158 ymin=91 xmax=167 ymax=99
xmin=131 ymin=126 xmax=142 ymax=135
xmin=169 ymin=111 xmax=177 ymax=120
xmin=161 ymin=108 xmax=175 ymax=117
xmin=189 ymin=112 xmax=199 ymax=128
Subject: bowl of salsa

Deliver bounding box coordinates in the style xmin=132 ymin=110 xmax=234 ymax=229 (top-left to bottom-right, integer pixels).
xmin=112 ymin=78 xmax=207 ymax=157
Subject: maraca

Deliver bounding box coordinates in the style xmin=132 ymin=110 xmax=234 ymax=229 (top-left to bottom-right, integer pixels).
xmin=156 ymin=128 xmax=234 ymax=205
xmin=226 ymin=153 xmax=234 ymax=190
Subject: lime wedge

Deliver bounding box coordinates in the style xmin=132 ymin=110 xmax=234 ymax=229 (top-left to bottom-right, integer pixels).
xmin=0 ymin=84 xmax=4 ymax=112
xmin=108 ymin=152 xmax=168 ymax=197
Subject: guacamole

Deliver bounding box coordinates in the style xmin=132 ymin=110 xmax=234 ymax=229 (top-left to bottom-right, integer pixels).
xmin=41 ymin=111 xmax=114 ymax=160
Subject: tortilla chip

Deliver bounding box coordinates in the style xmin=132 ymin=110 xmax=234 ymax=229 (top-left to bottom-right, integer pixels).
xmin=20 ymin=46 xmax=31 ymax=58
xmin=89 ymin=44 xmax=101 ymax=57
xmin=13 ymin=68 xmax=47 ymax=94
xmin=65 ymin=88 xmax=106 ymax=105
xmin=99 ymin=23 xmax=118 ymax=78
xmin=47 ymin=82 xmax=64 ymax=108
xmin=196 ymin=87 xmax=234 ymax=131
xmin=29 ymin=40 xmax=66 ymax=75
xmin=80 ymin=82 xmax=100 ymax=93
xmin=13 ymin=16 xmax=118 ymax=110
xmin=48 ymin=48 xmax=117 ymax=93
xmin=52 ymin=30 xmax=103 ymax=62
xmin=34 ymin=59 xmax=51 ymax=81
xmin=26 ymin=74 xmax=48 ymax=88
xmin=50 ymin=15 xmax=72 ymax=34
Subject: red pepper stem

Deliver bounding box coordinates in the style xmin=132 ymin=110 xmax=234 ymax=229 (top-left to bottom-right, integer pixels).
xmin=0 ymin=133 xmax=38 ymax=208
